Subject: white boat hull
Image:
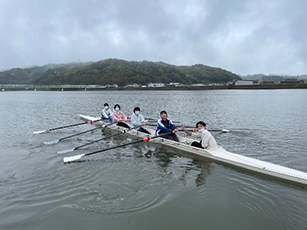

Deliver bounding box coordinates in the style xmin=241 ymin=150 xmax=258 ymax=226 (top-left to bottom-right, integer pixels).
xmin=78 ymin=114 xmax=307 ymax=186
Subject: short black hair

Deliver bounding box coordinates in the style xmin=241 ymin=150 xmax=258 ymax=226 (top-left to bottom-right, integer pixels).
xmin=104 ymin=103 xmax=109 ymax=107
xmin=133 ymin=107 xmax=140 ymax=112
xmin=160 ymin=110 xmax=167 ymax=115
xmin=196 ymin=121 xmax=206 ymax=128
xmin=114 ymin=104 xmax=120 ymax=109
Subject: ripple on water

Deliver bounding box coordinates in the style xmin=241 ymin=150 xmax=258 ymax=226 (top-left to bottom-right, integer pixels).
xmin=53 ymin=147 xmax=177 ymax=214
xmin=213 ymin=166 xmax=307 ymax=230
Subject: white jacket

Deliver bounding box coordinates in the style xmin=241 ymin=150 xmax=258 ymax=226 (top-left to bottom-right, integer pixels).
xmin=130 ymin=113 xmax=145 ymax=127
xmin=192 ymin=129 xmax=217 ymax=149
xmin=101 ymin=108 xmax=112 ymax=118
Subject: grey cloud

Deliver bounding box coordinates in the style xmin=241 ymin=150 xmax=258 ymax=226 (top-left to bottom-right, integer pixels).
xmin=0 ymin=0 xmax=306 ymax=75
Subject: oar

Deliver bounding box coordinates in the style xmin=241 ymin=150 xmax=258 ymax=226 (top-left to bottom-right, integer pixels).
xmin=33 ymin=119 xmax=102 ymax=134
xmin=145 ymin=117 xmax=181 ymax=123
xmin=63 ymin=132 xmax=172 ymax=163
xmin=57 ymin=124 xmax=142 ymax=154
xmin=145 ymin=124 xmax=230 ymax=133
xmin=44 ymin=126 xmax=101 ymax=145
xmin=178 ymin=129 xmax=230 ymax=133
xmin=45 ymin=121 xmax=118 ymax=145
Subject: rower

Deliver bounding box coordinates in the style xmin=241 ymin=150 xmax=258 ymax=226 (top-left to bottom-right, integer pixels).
xmin=182 ymin=121 xmax=217 ymax=149
xmin=155 ymin=111 xmax=179 ymax=142
xmin=112 ymin=104 xmax=130 ymax=129
xmin=101 ymin=103 xmax=113 ymax=124
xmin=131 ymin=107 xmax=151 ymax=134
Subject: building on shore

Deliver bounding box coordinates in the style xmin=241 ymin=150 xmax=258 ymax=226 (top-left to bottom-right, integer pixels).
xmin=280 ymin=78 xmax=303 ymax=84
xmin=148 ymin=83 xmax=165 ymax=87
xmin=191 ymin=83 xmax=205 ymax=86
xmin=235 ymin=80 xmax=254 ymax=86
xmin=165 ymin=82 xmax=180 ymax=87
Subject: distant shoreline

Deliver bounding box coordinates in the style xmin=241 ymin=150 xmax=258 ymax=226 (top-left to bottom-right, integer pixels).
xmin=2 ymin=83 xmax=307 ymax=91
xmin=109 ymin=83 xmax=307 ymax=90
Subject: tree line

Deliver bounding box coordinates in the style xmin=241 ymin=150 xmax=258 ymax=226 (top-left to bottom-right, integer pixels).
xmin=0 ymin=59 xmax=241 ymax=85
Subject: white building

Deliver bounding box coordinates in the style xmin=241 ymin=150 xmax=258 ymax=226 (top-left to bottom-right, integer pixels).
xmin=191 ymin=83 xmax=205 ymax=86
xmin=235 ymin=80 xmax=254 ymax=86
xmin=125 ymin=84 xmax=140 ymax=88
xmin=105 ymin=84 xmax=118 ymax=88
xmin=167 ymin=82 xmax=180 ymax=86
xmin=148 ymin=83 xmax=165 ymax=87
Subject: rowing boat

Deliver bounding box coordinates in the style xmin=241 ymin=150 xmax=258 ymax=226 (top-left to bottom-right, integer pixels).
xmin=78 ymin=114 xmax=307 ymax=186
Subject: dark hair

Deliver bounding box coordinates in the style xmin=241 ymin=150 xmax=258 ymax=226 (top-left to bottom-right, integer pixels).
xmin=133 ymin=107 xmax=140 ymax=112
xmin=196 ymin=121 xmax=206 ymax=128
xmin=104 ymin=103 xmax=109 ymax=107
xmin=160 ymin=110 xmax=167 ymax=115
xmin=114 ymin=104 xmax=121 ymax=109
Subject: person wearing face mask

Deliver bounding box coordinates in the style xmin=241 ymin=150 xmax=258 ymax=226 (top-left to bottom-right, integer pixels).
xmin=155 ymin=110 xmax=179 ymax=142
xmin=101 ymin=103 xmax=113 ymax=124
xmin=131 ymin=107 xmax=151 ymax=134
xmin=112 ymin=104 xmax=130 ymax=129
xmin=181 ymin=121 xmax=217 ymax=149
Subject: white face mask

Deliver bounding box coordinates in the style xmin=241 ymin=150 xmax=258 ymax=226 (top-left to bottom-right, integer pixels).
xmin=115 ymin=107 xmax=120 ymax=111
xmin=198 ymin=128 xmax=205 ymax=133
xmin=135 ymin=111 xmax=140 ymax=115
xmin=104 ymin=106 xmax=108 ymax=109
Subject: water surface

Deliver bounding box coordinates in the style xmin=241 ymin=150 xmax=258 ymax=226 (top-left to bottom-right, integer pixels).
xmin=0 ymin=89 xmax=307 ymax=230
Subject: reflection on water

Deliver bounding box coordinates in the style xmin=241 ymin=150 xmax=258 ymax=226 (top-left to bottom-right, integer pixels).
xmin=182 ymin=160 xmax=214 ymax=187
xmin=152 ymin=145 xmax=215 ymax=187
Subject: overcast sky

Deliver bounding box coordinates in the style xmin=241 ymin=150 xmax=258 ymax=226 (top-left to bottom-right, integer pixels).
xmin=0 ymin=0 xmax=306 ymax=75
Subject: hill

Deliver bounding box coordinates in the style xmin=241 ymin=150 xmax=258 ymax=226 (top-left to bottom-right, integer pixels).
xmin=0 ymin=59 xmax=241 ymax=86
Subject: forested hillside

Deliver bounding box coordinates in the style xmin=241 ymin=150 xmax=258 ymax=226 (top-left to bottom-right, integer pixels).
xmin=0 ymin=59 xmax=241 ymax=85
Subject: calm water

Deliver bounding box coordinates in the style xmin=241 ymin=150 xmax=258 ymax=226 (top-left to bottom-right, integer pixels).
xmin=0 ymin=89 xmax=307 ymax=230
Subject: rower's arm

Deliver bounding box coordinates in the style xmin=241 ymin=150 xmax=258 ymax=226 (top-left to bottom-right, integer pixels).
xmin=181 ymin=125 xmax=192 ymax=136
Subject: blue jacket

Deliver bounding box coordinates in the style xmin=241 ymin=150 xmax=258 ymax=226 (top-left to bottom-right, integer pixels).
xmin=155 ymin=119 xmax=177 ymax=135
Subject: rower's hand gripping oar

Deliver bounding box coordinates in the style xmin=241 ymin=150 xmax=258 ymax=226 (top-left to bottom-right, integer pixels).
xmin=44 ymin=126 xmax=101 ymax=145
xmin=63 ymin=132 xmax=172 ymax=163
xmin=33 ymin=119 xmax=101 ymax=134
xmin=57 ymin=124 xmax=142 ymax=154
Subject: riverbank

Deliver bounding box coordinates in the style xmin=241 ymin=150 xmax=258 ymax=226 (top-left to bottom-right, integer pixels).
xmin=2 ymin=83 xmax=307 ymax=91
xmin=114 ymin=83 xmax=307 ymax=90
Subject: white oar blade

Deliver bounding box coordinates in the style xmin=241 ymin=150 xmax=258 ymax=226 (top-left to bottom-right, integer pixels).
xmin=221 ymin=129 xmax=230 ymax=133
xmin=57 ymin=148 xmax=76 ymax=154
xmin=33 ymin=130 xmax=48 ymax=134
xmin=44 ymin=139 xmax=59 ymax=145
xmin=63 ymin=154 xmax=85 ymax=163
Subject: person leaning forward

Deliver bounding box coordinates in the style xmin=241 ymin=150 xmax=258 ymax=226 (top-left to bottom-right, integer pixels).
xmin=182 ymin=121 xmax=217 ymax=149
xmin=155 ymin=110 xmax=179 ymax=142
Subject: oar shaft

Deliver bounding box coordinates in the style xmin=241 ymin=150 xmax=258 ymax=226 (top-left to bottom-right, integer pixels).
xmin=36 ymin=119 xmax=102 ymax=134
xmin=85 ymin=139 xmax=145 ymax=157
xmin=63 ymin=132 xmax=172 ymax=163
xmin=59 ymin=127 xmax=100 ymax=141
xmin=146 ymin=123 xmax=228 ymax=132
xmin=75 ymin=131 xmax=125 ymax=150
xmin=146 ymin=118 xmax=181 ymax=123
xmin=84 ymin=132 xmax=170 ymax=157
xmin=74 ymin=124 xmax=142 ymax=150
xmin=47 ymin=121 xmax=88 ymax=131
